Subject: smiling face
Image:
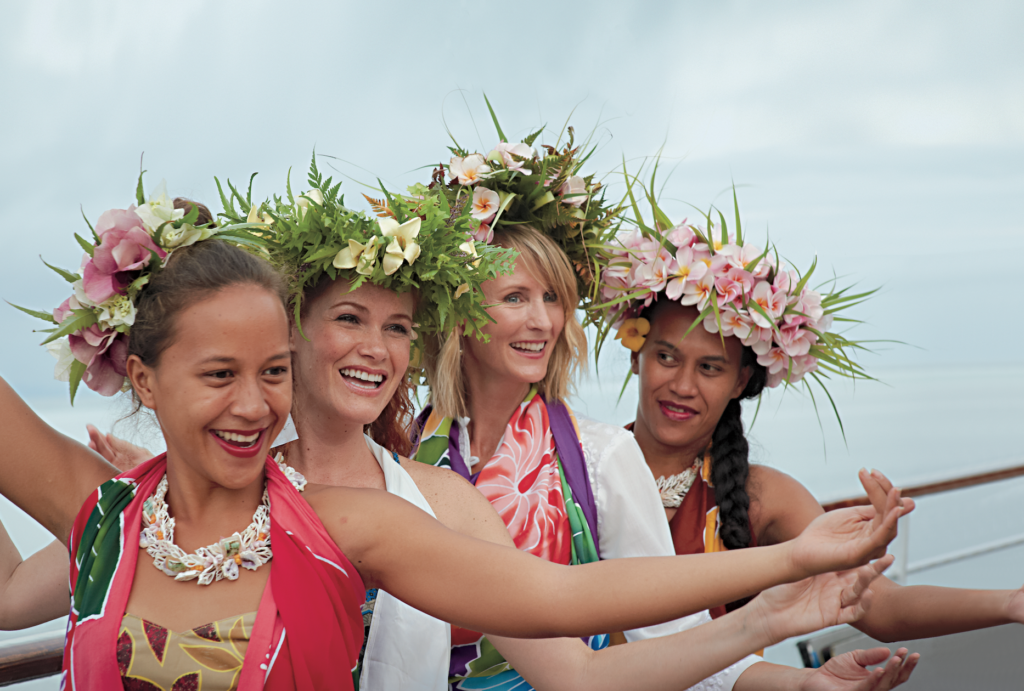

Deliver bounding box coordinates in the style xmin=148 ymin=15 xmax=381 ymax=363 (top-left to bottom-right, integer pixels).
xmin=127 ymin=284 xmax=292 ymax=489
xmin=463 ymin=256 xmax=566 ymax=393
xmin=631 ymin=301 xmax=751 ymax=459
xmin=291 ymin=279 xmax=415 ymax=428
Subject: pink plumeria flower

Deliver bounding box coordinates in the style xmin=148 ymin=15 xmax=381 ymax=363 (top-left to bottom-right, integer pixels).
xmin=725 ymin=266 xmax=754 ymax=295
xmin=471 ymin=223 xmax=494 ymax=244
xmin=777 ymin=324 xmax=816 ymax=357
xmin=742 ymin=325 xmax=774 ymax=355
xmin=748 ymin=281 xmax=787 ymax=328
xmin=721 ymin=307 xmax=753 ymax=340
xmin=694 ymin=227 xmax=735 ymax=255
xmin=471 ymin=187 xmax=500 ymax=222
xmin=757 ymin=346 xmax=791 ymax=378
xmin=489 ymin=142 xmax=535 ymax=174
xmin=635 ymin=247 xmax=675 ymax=293
xmin=728 ymin=243 xmax=763 ymax=272
xmin=449 ymin=154 xmax=491 ymax=186
xmin=666 ymin=222 xmax=696 ymax=249
xmin=680 ymin=271 xmax=716 ymax=311
xmin=714 ymin=274 xmax=743 ymax=308
xmin=559 ymin=175 xmax=588 ymax=207
xmin=664 ymin=247 xmax=707 ymax=300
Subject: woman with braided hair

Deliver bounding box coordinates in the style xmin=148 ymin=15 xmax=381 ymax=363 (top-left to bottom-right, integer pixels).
xmin=602 ymin=189 xmax=1024 ymax=659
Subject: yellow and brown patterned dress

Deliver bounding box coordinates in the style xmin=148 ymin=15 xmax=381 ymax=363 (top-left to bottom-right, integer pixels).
xmin=117 ymin=611 xmax=257 ymax=691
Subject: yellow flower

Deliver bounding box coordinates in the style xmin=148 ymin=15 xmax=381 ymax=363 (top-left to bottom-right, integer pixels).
xmin=454 ymin=283 xmax=470 ymax=299
xmin=332 ymin=236 xmax=381 ymax=276
xmin=380 ymin=217 xmax=422 ymax=275
xmin=615 ymin=317 xmax=650 ymax=352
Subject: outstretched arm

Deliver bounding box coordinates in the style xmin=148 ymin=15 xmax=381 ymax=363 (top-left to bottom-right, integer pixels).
xmin=758 ymin=467 xmax=1018 ymax=642
xmin=483 ymin=558 xmax=899 ymax=691
xmin=309 ymin=481 xmax=908 ymax=641
xmin=0 ymin=520 xmax=69 ymax=629
xmin=0 ymin=377 xmax=116 ymax=544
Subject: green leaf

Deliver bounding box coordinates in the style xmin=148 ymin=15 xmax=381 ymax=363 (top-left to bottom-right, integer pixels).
xmin=68 ymin=359 xmax=87 ymax=405
xmin=74 ymin=233 xmax=94 ymax=257
xmin=135 ymin=170 xmax=147 ymax=206
xmin=732 ymin=183 xmax=742 ymax=246
xmin=80 ymin=206 xmax=98 ymax=243
xmin=41 ymin=258 xmax=80 ymax=284
xmin=40 ymin=309 xmax=97 ymax=345
xmin=482 ymin=93 xmax=507 ymax=142
xmin=7 ymin=301 xmax=57 ymax=323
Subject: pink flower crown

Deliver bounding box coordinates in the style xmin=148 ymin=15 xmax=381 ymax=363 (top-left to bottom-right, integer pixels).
xmin=12 ymin=174 xmax=266 ymax=403
xmin=595 ymin=189 xmax=872 ymax=390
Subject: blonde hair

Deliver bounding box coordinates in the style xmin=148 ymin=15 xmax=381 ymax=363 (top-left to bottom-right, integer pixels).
xmin=424 ymin=225 xmax=587 ymax=419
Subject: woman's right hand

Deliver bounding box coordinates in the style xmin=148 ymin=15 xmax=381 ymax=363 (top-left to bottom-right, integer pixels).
xmin=751 ymin=555 xmax=893 ymax=646
xmin=86 ymin=425 xmax=151 ymax=473
xmin=788 ymin=482 xmax=914 ymax=578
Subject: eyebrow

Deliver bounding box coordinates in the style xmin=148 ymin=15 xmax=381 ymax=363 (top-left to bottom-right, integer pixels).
xmin=199 ymin=351 xmax=291 ymax=366
xmin=653 ymin=340 xmax=729 ymax=362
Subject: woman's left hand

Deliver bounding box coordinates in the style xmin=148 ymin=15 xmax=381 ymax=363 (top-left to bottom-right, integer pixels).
xmin=799 ymin=647 xmax=919 ymax=691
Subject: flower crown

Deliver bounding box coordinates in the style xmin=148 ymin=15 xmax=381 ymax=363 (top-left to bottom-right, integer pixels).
xmin=595 ymin=181 xmax=873 ymax=393
xmin=13 ymin=174 xmax=268 ymax=403
xmin=216 ymin=156 xmax=516 ymax=342
xmin=426 ymin=98 xmax=622 ymax=309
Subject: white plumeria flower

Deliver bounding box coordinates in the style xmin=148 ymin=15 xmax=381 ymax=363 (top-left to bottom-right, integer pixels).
xmin=160 ymin=224 xmax=208 ymax=250
xmin=296 ymin=189 xmax=324 ymax=218
xmin=97 ymin=294 xmax=136 ymax=329
xmin=488 ymin=142 xmax=535 ymax=174
xmin=379 ymin=216 xmax=422 ymax=275
xmin=333 ymin=236 xmax=381 ymax=276
xmin=458 ymin=239 xmax=482 ymax=268
xmin=449 ymin=154 xmax=491 ymax=185
xmin=46 ymin=337 xmax=75 ymax=382
xmin=135 ymin=180 xmax=185 ymax=233
xmin=471 ymin=187 xmax=500 ymax=221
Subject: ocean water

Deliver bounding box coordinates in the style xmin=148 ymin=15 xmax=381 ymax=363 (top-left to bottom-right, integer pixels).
xmin=2 ymin=363 xmax=1023 ymax=685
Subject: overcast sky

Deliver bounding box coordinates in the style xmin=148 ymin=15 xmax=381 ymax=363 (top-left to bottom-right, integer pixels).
xmin=2 ymin=0 xmax=1022 ymax=405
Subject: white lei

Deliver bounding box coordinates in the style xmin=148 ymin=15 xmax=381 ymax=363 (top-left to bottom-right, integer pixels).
xmin=655 ymin=456 xmax=704 ymax=508
xmin=139 ymin=454 xmax=306 ymax=586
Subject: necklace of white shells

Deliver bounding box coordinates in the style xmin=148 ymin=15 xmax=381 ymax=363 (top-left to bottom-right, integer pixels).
xmin=139 ymin=454 xmax=307 ymax=586
xmin=656 ymin=455 xmax=705 ymax=509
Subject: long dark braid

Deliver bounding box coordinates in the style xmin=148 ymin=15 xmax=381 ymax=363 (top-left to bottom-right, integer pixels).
xmin=710 ymin=346 xmax=767 ymax=551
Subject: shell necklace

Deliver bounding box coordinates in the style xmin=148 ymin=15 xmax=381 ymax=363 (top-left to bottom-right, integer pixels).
xmin=139 ymin=454 xmax=306 ymax=586
xmin=655 ymin=455 xmax=704 ymax=509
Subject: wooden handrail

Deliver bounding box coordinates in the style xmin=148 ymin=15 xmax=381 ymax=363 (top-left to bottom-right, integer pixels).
xmin=0 ymin=631 xmax=63 ymax=687
xmin=822 ymin=463 xmax=1024 ymax=512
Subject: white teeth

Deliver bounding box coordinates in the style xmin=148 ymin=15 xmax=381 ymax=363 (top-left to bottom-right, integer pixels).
xmin=214 ymin=430 xmax=260 ymax=444
xmin=341 ymin=368 xmax=384 ymax=384
xmin=511 ymin=342 xmax=545 ymax=352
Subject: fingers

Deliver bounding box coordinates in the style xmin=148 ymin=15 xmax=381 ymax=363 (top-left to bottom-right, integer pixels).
xmin=859 ymin=469 xmax=889 ymax=516
xmin=86 ymin=424 xmax=103 ymax=453
xmin=851 ymin=646 xmax=893 ymax=667
xmin=894 ymin=651 xmax=919 ymax=687
xmin=869 ymin=469 xmax=895 ymax=496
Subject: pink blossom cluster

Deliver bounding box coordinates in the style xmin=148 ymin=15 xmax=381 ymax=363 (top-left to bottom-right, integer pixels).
xmin=601 ymin=223 xmax=834 ymax=388
xmin=52 ymin=205 xmax=167 ymax=396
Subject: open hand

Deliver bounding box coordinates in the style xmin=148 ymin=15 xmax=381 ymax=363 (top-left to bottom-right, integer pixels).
xmin=800 ymin=647 xmax=919 ymax=691
xmin=752 ymin=555 xmax=892 ymax=645
xmin=86 ymin=424 xmax=151 ymax=473
xmin=790 ymin=483 xmax=913 ymax=577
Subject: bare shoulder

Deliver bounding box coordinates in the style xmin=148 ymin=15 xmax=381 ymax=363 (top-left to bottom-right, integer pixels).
xmin=747 ymin=465 xmax=824 ymax=545
xmin=399 ymin=458 xmax=514 ymax=546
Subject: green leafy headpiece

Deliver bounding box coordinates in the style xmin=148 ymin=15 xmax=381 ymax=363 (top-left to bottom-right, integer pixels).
xmin=425 ymin=98 xmax=623 ymax=311
xmin=217 ymin=157 xmax=516 ymax=340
